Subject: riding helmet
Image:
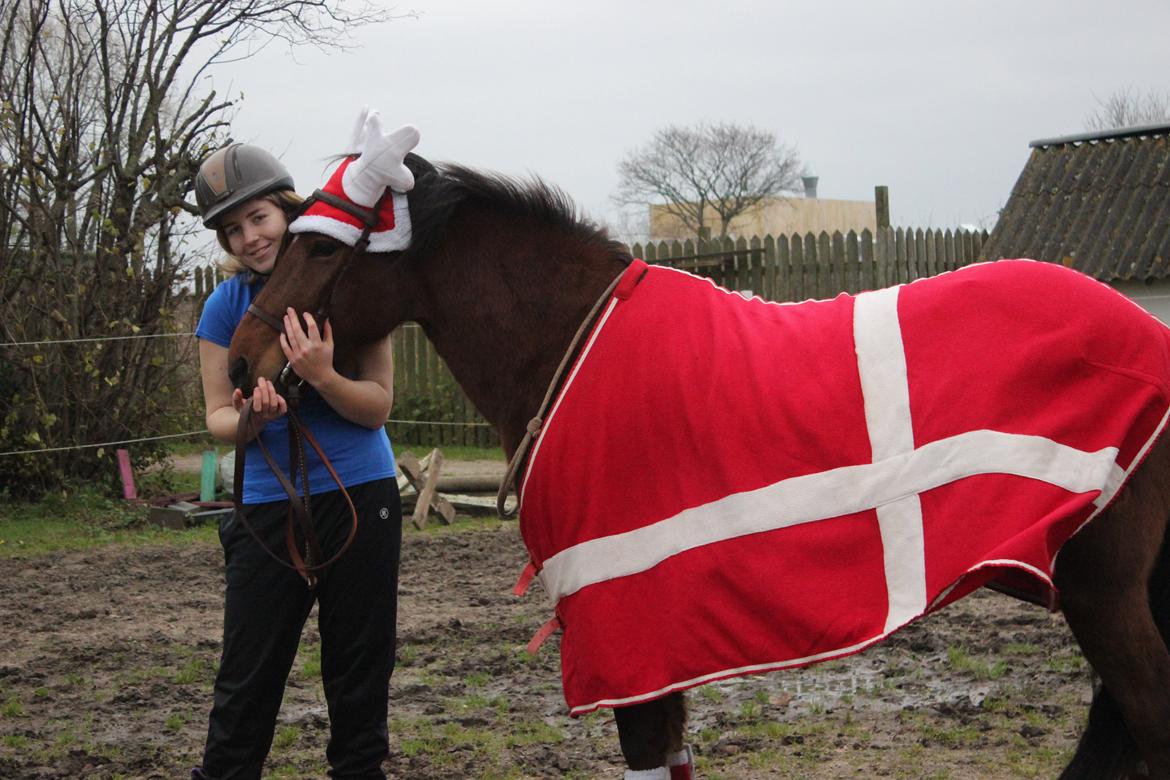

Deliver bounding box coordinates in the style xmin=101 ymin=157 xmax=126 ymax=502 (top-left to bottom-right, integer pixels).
xmin=195 ymin=143 xmax=295 ymax=228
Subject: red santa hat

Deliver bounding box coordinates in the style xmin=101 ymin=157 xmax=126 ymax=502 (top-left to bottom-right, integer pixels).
xmin=289 ymin=108 xmax=420 ymax=252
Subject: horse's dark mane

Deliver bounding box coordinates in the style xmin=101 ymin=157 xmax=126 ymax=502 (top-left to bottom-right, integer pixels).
xmin=401 ymin=154 xmax=632 ymax=264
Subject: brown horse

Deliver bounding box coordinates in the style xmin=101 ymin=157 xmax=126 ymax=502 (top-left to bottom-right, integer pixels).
xmin=228 ymin=153 xmax=1170 ymax=779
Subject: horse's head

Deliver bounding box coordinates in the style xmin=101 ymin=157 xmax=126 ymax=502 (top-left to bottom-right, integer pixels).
xmin=227 ymin=111 xmax=427 ymax=393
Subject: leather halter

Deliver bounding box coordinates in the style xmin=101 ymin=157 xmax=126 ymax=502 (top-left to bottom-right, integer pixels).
xmin=243 ymin=186 xmax=386 ymax=362
xmin=233 ymin=187 xmax=390 ymax=587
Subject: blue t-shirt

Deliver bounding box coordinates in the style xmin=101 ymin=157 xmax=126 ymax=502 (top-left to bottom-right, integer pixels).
xmin=196 ymin=274 xmax=396 ymax=504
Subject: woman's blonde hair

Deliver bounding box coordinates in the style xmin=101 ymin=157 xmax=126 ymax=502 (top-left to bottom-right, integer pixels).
xmin=215 ymin=189 xmax=305 ymax=279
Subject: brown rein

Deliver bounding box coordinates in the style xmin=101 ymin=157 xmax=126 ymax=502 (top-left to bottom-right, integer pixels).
xmin=234 ymin=397 xmax=359 ymax=588
xmin=495 ymin=266 xmax=631 ymax=517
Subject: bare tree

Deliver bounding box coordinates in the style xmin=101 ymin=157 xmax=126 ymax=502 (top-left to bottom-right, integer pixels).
xmin=1084 ymin=87 xmax=1170 ymax=131
xmin=0 ymin=0 xmax=393 ymax=497
xmin=614 ymin=121 xmax=803 ymax=240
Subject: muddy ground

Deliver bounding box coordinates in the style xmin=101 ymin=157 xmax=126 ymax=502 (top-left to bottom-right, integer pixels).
xmin=0 ymin=485 xmax=1095 ymax=779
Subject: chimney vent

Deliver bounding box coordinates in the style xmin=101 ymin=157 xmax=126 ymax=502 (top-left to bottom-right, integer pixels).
xmin=801 ymin=174 xmax=819 ymax=199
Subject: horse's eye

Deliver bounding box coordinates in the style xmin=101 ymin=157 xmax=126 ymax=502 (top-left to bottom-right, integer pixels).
xmin=309 ymin=241 xmax=335 ymax=258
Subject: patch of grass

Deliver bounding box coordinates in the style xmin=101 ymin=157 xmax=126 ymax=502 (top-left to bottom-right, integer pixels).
xmin=1046 ymin=652 xmax=1087 ymax=674
xmin=464 ymin=670 xmax=490 ymax=688
xmin=0 ymin=484 xmax=217 ymax=557
xmin=411 ymin=514 xmax=512 ymax=538
xmin=917 ymin=719 xmax=983 ymax=749
xmin=947 ymin=645 xmax=1008 ymax=679
xmin=738 ymin=699 xmax=761 ymax=719
xmin=396 ymin=445 xmax=504 ymax=463
xmin=698 ymin=685 xmax=724 ymax=703
xmin=739 ymin=720 xmax=796 ymax=741
xmin=506 ymin=719 xmax=564 ymax=746
xmin=164 ymin=712 xmax=186 ymax=731
xmin=1 ymin=696 xmax=24 ymax=717
xmin=173 ymin=657 xmax=211 ymax=685
xmin=397 ymin=644 xmax=420 ymax=666
xmin=2 ymin=734 xmax=29 ymax=749
xmin=298 ymin=643 xmax=322 ymax=679
xmin=272 ymin=726 xmax=299 ymax=749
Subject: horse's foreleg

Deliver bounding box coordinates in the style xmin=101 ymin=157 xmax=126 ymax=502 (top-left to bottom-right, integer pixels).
xmin=1056 ymin=437 xmax=1170 ymax=779
xmin=613 ymin=692 xmax=689 ymax=778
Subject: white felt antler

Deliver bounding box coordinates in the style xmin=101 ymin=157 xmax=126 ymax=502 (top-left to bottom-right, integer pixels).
xmin=347 ymin=105 xmax=372 ymax=153
xmin=341 ymin=109 xmax=420 ymax=207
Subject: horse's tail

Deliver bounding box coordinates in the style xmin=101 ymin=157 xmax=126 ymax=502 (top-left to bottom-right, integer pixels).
xmin=1058 ymin=528 xmax=1170 ymax=780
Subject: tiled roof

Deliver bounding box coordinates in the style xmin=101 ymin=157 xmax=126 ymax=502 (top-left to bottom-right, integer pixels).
xmin=981 ymin=124 xmax=1170 ymax=281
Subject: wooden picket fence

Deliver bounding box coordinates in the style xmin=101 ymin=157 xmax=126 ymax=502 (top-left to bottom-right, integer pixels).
xmin=195 ymin=226 xmax=989 ymax=449
xmin=389 ymin=324 xmax=499 ymax=449
xmin=631 ymin=227 xmax=989 ymax=301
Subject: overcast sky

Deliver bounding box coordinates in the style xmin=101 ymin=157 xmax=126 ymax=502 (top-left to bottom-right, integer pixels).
xmin=211 ymin=0 xmax=1170 ymax=238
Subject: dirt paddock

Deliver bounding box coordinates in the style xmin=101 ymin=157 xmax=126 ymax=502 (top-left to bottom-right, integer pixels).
xmin=0 ymin=508 xmax=1094 ymax=779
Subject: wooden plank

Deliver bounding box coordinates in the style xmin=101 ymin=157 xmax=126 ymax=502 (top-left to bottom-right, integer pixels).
xmin=403 ymin=326 xmax=418 ymax=398
xmin=405 ymin=449 xmax=456 ymax=528
xmin=831 ymin=231 xmax=846 ymax=294
xmin=762 ymin=235 xmax=777 ymax=300
xmin=735 ymin=236 xmax=750 ymax=292
xmin=845 ymin=231 xmax=860 ymax=294
xmin=412 ymin=448 xmax=443 ymax=528
xmin=895 ymin=227 xmax=908 ymax=284
xmin=789 ymin=234 xmax=804 ymax=302
xmin=874 ymin=185 xmax=890 ymax=228
xmin=905 ymin=227 xmax=919 ymax=282
xmin=860 ymin=229 xmax=875 ymax=292
xmin=932 ymin=229 xmax=945 ymax=277
xmin=817 ymin=231 xmax=832 ymax=299
xmin=884 ymin=227 xmax=898 ymax=286
xmin=972 ymin=229 xmax=987 ymax=263
xmin=748 ymin=237 xmax=763 ymax=297
xmin=443 ymin=493 xmax=508 ymax=516
xmin=396 ymin=450 xmax=433 ymax=492
xmin=777 ymin=234 xmax=791 ymax=302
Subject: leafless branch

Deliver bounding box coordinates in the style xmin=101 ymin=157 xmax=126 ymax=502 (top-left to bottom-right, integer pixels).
xmin=0 ymin=0 xmax=397 ymax=496
xmin=1085 ymin=87 xmax=1170 ymax=132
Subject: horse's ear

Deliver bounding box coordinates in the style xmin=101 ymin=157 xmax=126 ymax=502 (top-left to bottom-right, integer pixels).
xmin=405 ymin=153 xmax=436 ymax=179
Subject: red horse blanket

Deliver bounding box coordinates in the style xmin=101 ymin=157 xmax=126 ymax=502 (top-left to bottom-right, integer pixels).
xmin=517 ymin=258 xmax=1170 ymax=716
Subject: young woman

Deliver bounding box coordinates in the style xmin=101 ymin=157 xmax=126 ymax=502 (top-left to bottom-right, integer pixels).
xmin=191 ymin=143 xmax=402 ymax=780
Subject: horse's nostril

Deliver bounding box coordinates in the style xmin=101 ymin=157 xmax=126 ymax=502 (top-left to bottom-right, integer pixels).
xmin=229 ymin=357 xmax=249 ymax=392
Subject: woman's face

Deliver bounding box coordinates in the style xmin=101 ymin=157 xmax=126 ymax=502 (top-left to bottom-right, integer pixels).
xmin=219 ymin=197 xmax=288 ymax=275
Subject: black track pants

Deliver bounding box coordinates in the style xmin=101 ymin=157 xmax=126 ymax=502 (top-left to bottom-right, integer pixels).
xmin=198 ymin=478 xmax=402 ymax=780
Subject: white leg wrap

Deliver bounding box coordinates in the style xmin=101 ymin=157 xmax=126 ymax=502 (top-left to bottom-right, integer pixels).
xmin=624 ymin=768 xmax=670 ymax=780
xmin=668 ymin=745 xmax=694 ymax=767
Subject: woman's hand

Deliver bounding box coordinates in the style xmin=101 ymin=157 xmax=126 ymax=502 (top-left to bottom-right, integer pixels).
xmin=232 ymin=376 xmax=287 ymax=429
xmin=280 ymin=308 xmax=336 ymax=388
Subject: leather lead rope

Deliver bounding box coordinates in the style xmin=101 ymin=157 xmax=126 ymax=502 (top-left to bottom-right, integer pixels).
xmin=234 ymin=400 xmax=359 ymax=587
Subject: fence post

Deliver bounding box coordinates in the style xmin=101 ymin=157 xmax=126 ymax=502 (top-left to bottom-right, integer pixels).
xmin=828 ymin=231 xmax=847 ymax=299
xmin=749 ymin=236 xmax=763 ymax=296
xmin=875 ymin=186 xmax=890 ymax=229
xmin=845 ymin=231 xmax=860 ymax=293
xmin=860 ymin=229 xmax=874 ymax=291
xmin=762 ymin=234 xmax=776 ymax=300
